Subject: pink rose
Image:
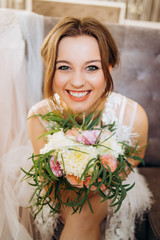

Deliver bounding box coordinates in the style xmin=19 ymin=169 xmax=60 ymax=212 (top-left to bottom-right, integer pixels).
xmin=50 ymin=156 xmax=63 ymax=177
xmin=100 ymin=155 xmax=117 ymax=172
xmin=76 ymin=130 xmax=101 ymax=145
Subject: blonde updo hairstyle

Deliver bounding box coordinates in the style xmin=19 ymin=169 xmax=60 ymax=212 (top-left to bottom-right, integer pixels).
xmin=41 ymin=16 xmax=119 ymax=106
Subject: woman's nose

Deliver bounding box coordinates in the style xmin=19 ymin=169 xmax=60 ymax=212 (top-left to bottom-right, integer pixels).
xmin=70 ymin=71 xmax=85 ymax=88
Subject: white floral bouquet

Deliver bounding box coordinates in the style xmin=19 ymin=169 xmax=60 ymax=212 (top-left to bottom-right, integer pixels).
xmin=22 ymin=111 xmax=144 ymax=218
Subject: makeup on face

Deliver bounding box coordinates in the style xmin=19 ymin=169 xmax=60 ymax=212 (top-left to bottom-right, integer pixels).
xmin=53 ymin=35 xmax=107 ymax=115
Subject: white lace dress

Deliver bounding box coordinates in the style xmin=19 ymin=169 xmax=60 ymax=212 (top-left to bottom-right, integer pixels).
xmin=31 ymin=93 xmax=153 ymax=240
xmin=102 ymin=93 xmax=153 ymax=240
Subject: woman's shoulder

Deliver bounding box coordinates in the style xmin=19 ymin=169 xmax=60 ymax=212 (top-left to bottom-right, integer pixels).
xmin=27 ymin=99 xmax=52 ymax=153
xmin=28 ymin=94 xmax=62 ymax=118
xmin=107 ymin=92 xmax=136 ymax=106
xmin=104 ymin=92 xmax=148 ymax=144
xmin=110 ymin=93 xmax=148 ymax=158
xmin=104 ymin=92 xmax=138 ymax=122
xmin=107 ymin=92 xmax=147 ymax=117
xmin=27 ymin=97 xmax=62 ymax=132
xmin=27 ymin=99 xmax=53 ymax=137
xmin=28 ymin=98 xmax=50 ymax=117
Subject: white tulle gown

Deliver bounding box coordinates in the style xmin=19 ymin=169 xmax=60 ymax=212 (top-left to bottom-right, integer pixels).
xmin=0 ymin=9 xmax=43 ymax=240
xmin=0 ymin=9 xmax=153 ymax=240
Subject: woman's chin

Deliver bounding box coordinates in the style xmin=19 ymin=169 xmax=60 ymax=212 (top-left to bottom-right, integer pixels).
xmin=61 ymin=95 xmax=104 ymax=117
xmin=68 ymin=107 xmax=89 ymax=115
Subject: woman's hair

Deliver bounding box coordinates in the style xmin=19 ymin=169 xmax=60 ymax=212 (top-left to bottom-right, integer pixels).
xmin=41 ymin=16 xmax=119 ymax=103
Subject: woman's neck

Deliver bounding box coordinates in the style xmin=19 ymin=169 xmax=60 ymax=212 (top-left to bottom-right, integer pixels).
xmin=62 ymin=97 xmax=107 ymax=122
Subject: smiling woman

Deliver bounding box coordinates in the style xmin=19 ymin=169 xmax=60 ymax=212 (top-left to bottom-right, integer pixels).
xmin=41 ymin=17 xmax=119 ymax=104
xmin=27 ymin=16 xmax=152 ymax=240
xmin=53 ymin=35 xmax=107 ymax=114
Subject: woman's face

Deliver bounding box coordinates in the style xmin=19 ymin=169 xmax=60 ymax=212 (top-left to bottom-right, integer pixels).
xmin=53 ymin=35 xmax=107 ymax=114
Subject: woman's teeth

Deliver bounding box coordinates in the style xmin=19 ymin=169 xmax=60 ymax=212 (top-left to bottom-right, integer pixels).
xmin=68 ymin=91 xmax=90 ymax=98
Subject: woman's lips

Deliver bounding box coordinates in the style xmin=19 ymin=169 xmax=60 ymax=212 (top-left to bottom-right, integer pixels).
xmin=66 ymin=90 xmax=91 ymax=101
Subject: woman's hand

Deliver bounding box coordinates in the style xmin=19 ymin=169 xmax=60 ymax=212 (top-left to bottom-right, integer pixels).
xmin=60 ymin=191 xmax=109 ymax=240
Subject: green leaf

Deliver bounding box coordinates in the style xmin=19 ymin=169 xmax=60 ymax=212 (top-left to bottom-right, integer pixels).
xmin=86 ymin=194 xmax=94 ymax=214
xmin=105 ymin=165 xmax=112 ymax=187
xmin=95 ymin=129 xmax=103 ymax=144
xmin=97 ymin=143 xmax=114 ymax=152
xmin=79 ymin=158 xmax=96 ymax=182
xmin=68 ymin=148 xmax=89 ymax=154
xmin=67 ymin=110 xmax=80 ymax=128
xmin=86 ymin=111 xmax=102 ymax=130
xmin=89 ymin=163 xmax=102 ymax=185
xmin=110 ymin=185 xmax=119 ymax=204
xmin=128 ymin=155 xmax=145 ymax=165
xmin=85 ymin=112 xmax=95 ymax=129
xmin=95 ymin=166 xmax=106 ymax=191
xmin=37 ymin=129 xmax=59 ymax=140
xmin=125 ymin=182 xmax=135 ymax=191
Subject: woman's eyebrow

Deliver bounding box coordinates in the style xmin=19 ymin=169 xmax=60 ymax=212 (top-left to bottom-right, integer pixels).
xmin=56 ymin=60 xmax=70 ymax=64
xmin=56 ymin=60 xmax=101 ymax=64
xmin=85 ymin=60 xmax=101 ymax=64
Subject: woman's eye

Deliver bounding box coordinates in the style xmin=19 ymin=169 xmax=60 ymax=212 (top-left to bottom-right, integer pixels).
xmin=86 ymin=65 xmax=99 ymax=71
xmin=58 ymin=65 xmax=70 ymax=70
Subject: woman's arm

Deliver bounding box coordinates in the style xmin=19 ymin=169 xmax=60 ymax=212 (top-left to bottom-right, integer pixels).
xmin=121 ymin=102 xmax=148 ymax=178
xmin=131 ymin=103 xmax=148 ymax=163
xmin=27 ymin=108 xmax=47 ymax=155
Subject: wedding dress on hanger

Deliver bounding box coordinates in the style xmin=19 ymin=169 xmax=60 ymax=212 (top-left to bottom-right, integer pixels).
xmin=0 ymin=9 xmax=44 ymax=240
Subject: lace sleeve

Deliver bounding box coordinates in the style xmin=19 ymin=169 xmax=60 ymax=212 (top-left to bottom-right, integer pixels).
xmin=30 ymin=96 xmax=62 ymax=130
xmin=102 ymin=92 xmax=139 ymax=145
xmin=30 ymin=100 xmax=49 ymax=129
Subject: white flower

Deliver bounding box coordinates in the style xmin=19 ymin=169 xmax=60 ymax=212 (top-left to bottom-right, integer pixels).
xmin=40 ymin=131 xmax=79 ymax=154
xmin=39 ymin=128 xmax=123 ymax=180
xmin=98 ymin=130 xmax=124 ymax=158
xmin=59 ymin=145 xmax=98 ymax=178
